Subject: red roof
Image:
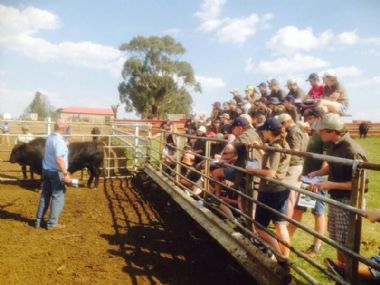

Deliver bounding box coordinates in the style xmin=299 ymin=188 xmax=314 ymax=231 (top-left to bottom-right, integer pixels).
xmin=60 ymin=106 xmax=113 ymax=115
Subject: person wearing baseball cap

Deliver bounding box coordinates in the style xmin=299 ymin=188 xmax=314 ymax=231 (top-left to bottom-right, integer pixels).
xmin=267 ymin=97 xmax=286 ymax=117
xmin=248 ymin=117 xmax=292 ymax=258
xmin=283 ymin=95 xmax=300 ymax=123
xmin=230 ymin=88 xmax=243 ymax=105
xmin=288 ymin=107 xmax=327 ymax=255
xmin=315 ymin=71 xmax=349 ymax=115
xmin=219 ymin=113 xmax=231 ymax=136
xmin=228 ymin=99 xmax=240 ymax=121
xmin=267 ymin=78 xmax=286 ymax=102
xmin=210 ymin=101 xmax=223 ymax=123
xmin=304 ymin=73 xmax=325 ymax=104
xmin=257 ymin=82 xmax=269 ymax=99
xmin=245 ymin=85 xmax=259 ymax=105
xmin=277 ymin=113 xmax=308 ymax=224
xmin=286 ymin=78 xmax=306 ymax=101
xmin=308 ymin=113 xmax=367 ymax=269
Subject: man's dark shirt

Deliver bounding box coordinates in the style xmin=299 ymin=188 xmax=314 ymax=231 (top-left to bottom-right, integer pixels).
xmin=327 ymin=133 xmax=367 ymax=199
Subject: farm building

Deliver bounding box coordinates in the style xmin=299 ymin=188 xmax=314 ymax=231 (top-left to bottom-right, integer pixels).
xmin=57 ymin=106 xmax=114 ymax=124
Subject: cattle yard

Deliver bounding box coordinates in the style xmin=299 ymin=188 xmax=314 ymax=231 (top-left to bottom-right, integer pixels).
xmin=0 ymin=121 xmax=256 ymax=285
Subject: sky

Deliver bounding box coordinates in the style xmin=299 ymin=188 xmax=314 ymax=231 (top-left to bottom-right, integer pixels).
xmin=0 ymin=0 xmax=380 ymax=121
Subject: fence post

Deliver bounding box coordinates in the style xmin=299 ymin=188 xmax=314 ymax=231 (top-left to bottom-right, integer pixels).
xmin=134 ymin=126 xmax=139 ymax=173
xmin=345 ymin=164 xmax=365 ymax=284
xmin=107 ymin=135 xmax=111 ymax=179
xmin=204 ymin=140 xmax=211 ymax=197
xmin=175 ymin=135 xmax=181 ymax=184
xmin=146 ymin=124 xmax=152 ymax=164
xmin=159 ymin=131 xmax=165 ymax=172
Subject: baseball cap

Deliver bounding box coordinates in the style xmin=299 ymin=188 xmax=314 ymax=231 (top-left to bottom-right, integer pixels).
xmin=316 ymin=113 xmax=344 ymax=131
xmin=245 ymin=85 xmax=255 ymax=92
xmin=286 ymin=78 xmax=297 ymax=86
xmin=257 ymin=118 xmax=282 ymax=131
xmin=284 ymin=95 xmax=295 ymax=104
xmin=240 ymin=114 xmax=253 ymax=125
xmin=306 ymin=73 xmax=319 ymax=82
xmin=323 ymin=70 xmax=337 ymax=78
xmin=275 ymin=113 xmax=292 ymax=124
xmin=228 ymin=99 xmax=237 ymax=105
xmin=268 ymin=97 xmax=281 ymax=105
xmin=219 ymin=113 xmax=230 ymax=120
xmin=231 ymin=117 xmax=249 ymax=128
xmin=198 ymin=126 xmax=207 ymax=133
xmin=212 ymin=101 xmax=221 ymax=107
xmin=257 ymin=82 xmax=267 ymax=88
xmin=267 ymin=79 xmax=279 ymax=87
xmin=230 ymin=88 xmax=239 ymax=94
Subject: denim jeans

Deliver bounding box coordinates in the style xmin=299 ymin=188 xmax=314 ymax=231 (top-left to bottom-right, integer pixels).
xmin=35 ymin=170 xmax=66 ymax=227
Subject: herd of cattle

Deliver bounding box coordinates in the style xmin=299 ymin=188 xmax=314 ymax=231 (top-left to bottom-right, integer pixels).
xmin=9 ymin=137 xmax=104 ymax=188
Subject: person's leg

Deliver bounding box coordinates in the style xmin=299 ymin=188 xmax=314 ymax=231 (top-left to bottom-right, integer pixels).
xmin=284 ymin=165 xmax=303 ymax=219
xmin=313 ymin=213 xmax=325 ymax=248
xmin=257 ymin=227 xmax=282 ymax=254
xmin=288 ymin=208 xmax=304 ymax=238
xmin=47 ymin=173 xmax=66 ymax=228
xmin=316 ymin=99 xmax=341 ymax=113
xmin=219 ymin=203 xmax=235 ymax=220
xmin=35 ymin=173 xmax=51 ymax=227
xmin=275 ymin=223 xmax=290 ymax=258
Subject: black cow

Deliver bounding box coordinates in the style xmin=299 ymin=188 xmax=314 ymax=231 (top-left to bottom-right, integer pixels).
xmin=10 ymin=138 xmax=104 ymax=188
xmin=9 ymin=138 xmax=45 ymax=179
xmin=68 ymin=141 xmax=104 ymax=188
xmin=359 ymin=121 xmax=370 ymax=139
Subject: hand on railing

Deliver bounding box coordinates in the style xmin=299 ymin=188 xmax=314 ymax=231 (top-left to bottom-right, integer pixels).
xmin=364 ymin=209 xmax=380 ymax=223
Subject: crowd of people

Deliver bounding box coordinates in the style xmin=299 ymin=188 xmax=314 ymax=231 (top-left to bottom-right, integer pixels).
xmin=160 ymin=71 xmax=380 ymax=280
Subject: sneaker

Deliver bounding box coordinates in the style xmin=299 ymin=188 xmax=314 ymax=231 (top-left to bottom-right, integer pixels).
xmin=324 ymin=257 xmax=345 ymax=278
xmin=47 ymin=224 xmax=66 ymax=230
xmin=304 ymin=244 xmax=321 ymax=256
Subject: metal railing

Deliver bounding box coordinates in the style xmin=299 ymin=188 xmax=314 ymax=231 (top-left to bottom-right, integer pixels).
xmin=144 ymin=129 xmax=380 ymax=285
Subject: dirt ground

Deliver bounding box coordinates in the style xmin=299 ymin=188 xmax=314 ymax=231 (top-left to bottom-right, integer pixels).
xmin=0 ymin=151 xmax=256 ymax=285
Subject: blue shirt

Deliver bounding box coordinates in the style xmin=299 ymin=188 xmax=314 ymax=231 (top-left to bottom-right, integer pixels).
xmin=43 ymin=132 xmax=68 ymax=171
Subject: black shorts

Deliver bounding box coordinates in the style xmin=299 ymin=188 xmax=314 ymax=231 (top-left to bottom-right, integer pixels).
xmin=255 ymin=189 xmax=290 ymax=227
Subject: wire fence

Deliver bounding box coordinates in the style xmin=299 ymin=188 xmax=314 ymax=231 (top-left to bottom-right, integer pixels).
xmin=144 ymin=129 xmax=380 ymax=285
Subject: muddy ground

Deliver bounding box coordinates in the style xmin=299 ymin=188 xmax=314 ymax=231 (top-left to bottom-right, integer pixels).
xmin=0 ymin=156 xmax=256 ymax=285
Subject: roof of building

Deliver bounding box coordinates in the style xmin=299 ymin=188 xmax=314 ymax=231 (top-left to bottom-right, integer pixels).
xmin=59 ymin=106 xmax=114 ymax=115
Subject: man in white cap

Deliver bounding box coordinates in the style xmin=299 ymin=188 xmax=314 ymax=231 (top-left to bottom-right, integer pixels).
xmin=276 ymin=113 xmax=308 ymax=220
xmin=316 ymin=71 xmax=349 ymax=115
xmin=309 ymin=113 xmax=367 ymax=273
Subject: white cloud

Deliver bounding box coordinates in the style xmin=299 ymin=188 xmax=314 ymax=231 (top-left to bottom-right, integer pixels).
xmin=346 ymin=75 xmax=380 ymax=87
xmin=195 ymin=0 xmax=226 ymax=32
xmin=216 ymin=13 xmax=260 ymax=44
xmin=0 ymin=4 xmax=125 ymax=76
xmin=195 ymin=75 xmax=226 ymax=90
xmin=333 ymin=66 xmax=362 ymax=77
xmin=195 ymin=0 xmax=272 ymax=44
xmin=267 ymin=26 xmax=333 ymax=53
xmin=244 ymin=57 xmax=254 ymax=73
xmin=257 ymin=53 xmax=329 ymax=75
xmin=336 ymin=31 xmax=358 ymax=45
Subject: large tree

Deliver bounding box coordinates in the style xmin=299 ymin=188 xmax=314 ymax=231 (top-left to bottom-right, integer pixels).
xmin=118 ymin=35 xmax=201 ymax=118
xmin=23 ymin=91 xmax=56 ymax=120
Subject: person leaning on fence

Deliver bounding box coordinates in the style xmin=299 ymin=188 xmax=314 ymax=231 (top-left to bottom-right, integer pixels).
xmin=35 ymin=119 xmax=72 ymax=230
xmin=276 ymin=113 xmax=308 ymax=222
xmin=308 ymin=113 xmax=367 ymax=271
xmin=246 ymin=118 xmax=291 ymax=258
xmin=288 ymin=108 xmax=328 ymax=256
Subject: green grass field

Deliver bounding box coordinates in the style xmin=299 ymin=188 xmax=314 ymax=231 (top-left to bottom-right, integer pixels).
xmin=291 ymin=136 xmax=380 ymax=284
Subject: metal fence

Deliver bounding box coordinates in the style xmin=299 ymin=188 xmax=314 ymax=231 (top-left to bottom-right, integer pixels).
xmin=144 ymin=129 xmax=380 ymax=285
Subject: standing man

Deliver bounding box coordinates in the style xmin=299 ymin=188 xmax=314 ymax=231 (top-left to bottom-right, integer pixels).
xmin=267 ymin=79 xmax=287 ymax=102
xmin=310 ymin=113 xmax=367 ymax=271
xmin=35 ymin=119 xmax=71 ymax=230
xmin=286 ymin=78 xmax=306 ymax=101
xmin=257 ymin=82 xmax=270 ymax=99
xmin=276 ymin=114 xmax=308 ymax=220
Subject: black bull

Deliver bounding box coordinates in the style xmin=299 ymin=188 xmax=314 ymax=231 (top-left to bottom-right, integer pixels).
xmin=9 ymin=138 xmax=104 ymax=188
